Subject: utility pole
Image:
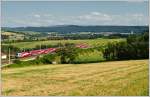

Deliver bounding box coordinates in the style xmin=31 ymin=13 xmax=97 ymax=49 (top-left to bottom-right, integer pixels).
xmin=24 ymin=48 xmax=25 ymax=52
xmin=8 ymin=48 xmax=11 ymax=64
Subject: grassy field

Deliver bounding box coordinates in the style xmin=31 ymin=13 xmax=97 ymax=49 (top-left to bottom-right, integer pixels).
xmin=3 ymin=38 xmax=125 ymax=49
xmin=74 ymin=50 xmax=104 ymax=63
xmin=2 ymin=59 xmax=149 ymax=96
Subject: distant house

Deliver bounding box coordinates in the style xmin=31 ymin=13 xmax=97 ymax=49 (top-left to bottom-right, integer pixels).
xmin=1 ymin=52 xmax=7 ymax=59
xmin=101 ymin=32 xmax=115 ymax=36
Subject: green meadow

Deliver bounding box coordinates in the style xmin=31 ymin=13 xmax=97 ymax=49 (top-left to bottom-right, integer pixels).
xmin=3 ymin=38 xmax=125 ymax=49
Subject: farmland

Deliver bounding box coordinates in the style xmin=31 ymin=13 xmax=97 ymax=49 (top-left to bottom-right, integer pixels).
xmin=1 ymin=1 xmax=149 ymax=96
xmin=2 ymin=38 xmax=125 ymax=49
xmin=2 ymin=59 xmax=149 ymax=96
xmin=1 ymin=38 xmax=125 ymax=64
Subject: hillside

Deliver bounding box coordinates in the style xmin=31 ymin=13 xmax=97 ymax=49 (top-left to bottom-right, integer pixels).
xmin=2 ymin=25 xmax=149 ymax=33
xmin=2 ymin=59 xmax=149 ymax=96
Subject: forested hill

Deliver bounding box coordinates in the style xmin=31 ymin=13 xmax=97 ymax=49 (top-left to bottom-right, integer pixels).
xmin=2 ymin=25 xmax=149 ymax=33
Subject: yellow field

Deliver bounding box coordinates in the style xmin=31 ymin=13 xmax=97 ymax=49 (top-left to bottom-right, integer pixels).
xmin=1 ymin=32 xmax=23 ymax=36
xmin=1 ymin=59 xmax=149 ymax=96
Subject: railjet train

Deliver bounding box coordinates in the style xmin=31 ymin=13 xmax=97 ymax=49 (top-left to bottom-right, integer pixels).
xmin=16 ymin=44 xmax=89 ymax=58
xmin=16 ymin=48 xmax=57 ymax=58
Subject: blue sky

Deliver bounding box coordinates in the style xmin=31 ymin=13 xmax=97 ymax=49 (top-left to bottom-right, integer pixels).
xmin=2 ymin=1 xmax=149 ymax=27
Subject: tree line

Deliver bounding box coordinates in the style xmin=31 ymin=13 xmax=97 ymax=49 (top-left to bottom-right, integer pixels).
xmin=103 ymin=32 xmax=149 ymax=60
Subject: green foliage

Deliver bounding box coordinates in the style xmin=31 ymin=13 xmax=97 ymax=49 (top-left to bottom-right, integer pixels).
xmin=57 ymin=43 xmax=78 ymax=64
xmin=1 ymin=45 xmax=20 ymax=54
xmin=5 ymin=59 xmax=42 ymax=68
xmin=13 ymin=59 xmax=21 ymax=64
xmin=103 ymin=32 xmax=149 ymax=60
xmin=40 ymin=54 xmax=58 ymax=64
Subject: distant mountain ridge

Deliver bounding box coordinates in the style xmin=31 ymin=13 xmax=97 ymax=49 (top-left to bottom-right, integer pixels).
xmin=2 ymin=25 xmax=149 ymax=33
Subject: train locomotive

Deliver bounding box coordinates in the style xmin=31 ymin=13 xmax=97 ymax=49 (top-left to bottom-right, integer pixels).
xmin=16 ymin=44 xmax=89 ymax=58
xmin=16 ymin=48 xmax=57 ymax=58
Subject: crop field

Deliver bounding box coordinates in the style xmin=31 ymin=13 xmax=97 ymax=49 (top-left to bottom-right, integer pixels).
xmin=1 ymin=32 xmax=21 ymax=36
xmin=3 ymin=38 xmax=125 ymax=49
xmin=2 ymin=59 xmax=149 ymax=96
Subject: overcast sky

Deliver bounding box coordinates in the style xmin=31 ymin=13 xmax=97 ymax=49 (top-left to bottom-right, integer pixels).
xmin=2 ymin=1 xmax=149 ymax=27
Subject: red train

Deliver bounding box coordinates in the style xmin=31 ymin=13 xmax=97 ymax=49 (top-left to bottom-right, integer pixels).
xmin=76 ymin=44 xmax=89 ymax=48
xmin=17 ymin=44 xmax=89 ymax=58
xmin=17 ymin=48 xmax=57 ymax=58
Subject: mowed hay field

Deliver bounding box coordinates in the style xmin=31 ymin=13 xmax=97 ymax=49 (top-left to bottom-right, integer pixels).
xmin=3 ymin=38 xmax=125 ymax=49
xmin=2 ymin=59 xmax=149 ymax=96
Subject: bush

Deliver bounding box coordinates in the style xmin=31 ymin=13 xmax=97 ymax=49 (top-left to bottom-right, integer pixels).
xmin=13 ymin=59 xmax=21 ymax=64
xmin=57 ymin=44 xmax=78 ymax=64
xmin=40 ymin=54 xmax=58 ymax=64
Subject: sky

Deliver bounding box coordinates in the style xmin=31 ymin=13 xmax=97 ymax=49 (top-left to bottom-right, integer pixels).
xmin=1 ymin=1 xmax=149 ymax=27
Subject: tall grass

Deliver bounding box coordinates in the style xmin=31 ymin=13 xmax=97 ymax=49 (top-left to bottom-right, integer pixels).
xmin=74 ymin=50 xmax=105 ymax=63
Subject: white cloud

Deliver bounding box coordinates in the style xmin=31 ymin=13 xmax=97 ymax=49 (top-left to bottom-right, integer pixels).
xmin=77 ymin=12 xmax=112 ymax=22
xmin=43 ymin=14 xmax=52 ymax=17
xmin=34 ymin=14 xmax=41 ymax=18
xmin=4 ymin=12 xmax=148 ymax=27
xmin=109 ymin=13 xmax=147 ymax=26
xmin=91 ymin=12 xmax=101 ymax=15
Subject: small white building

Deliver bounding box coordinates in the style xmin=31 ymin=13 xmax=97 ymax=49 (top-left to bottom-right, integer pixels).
xmin=52 ymin=61 xmax=57 ymax=64
xmin=1 ymin=53 xmax=7 ymax=59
